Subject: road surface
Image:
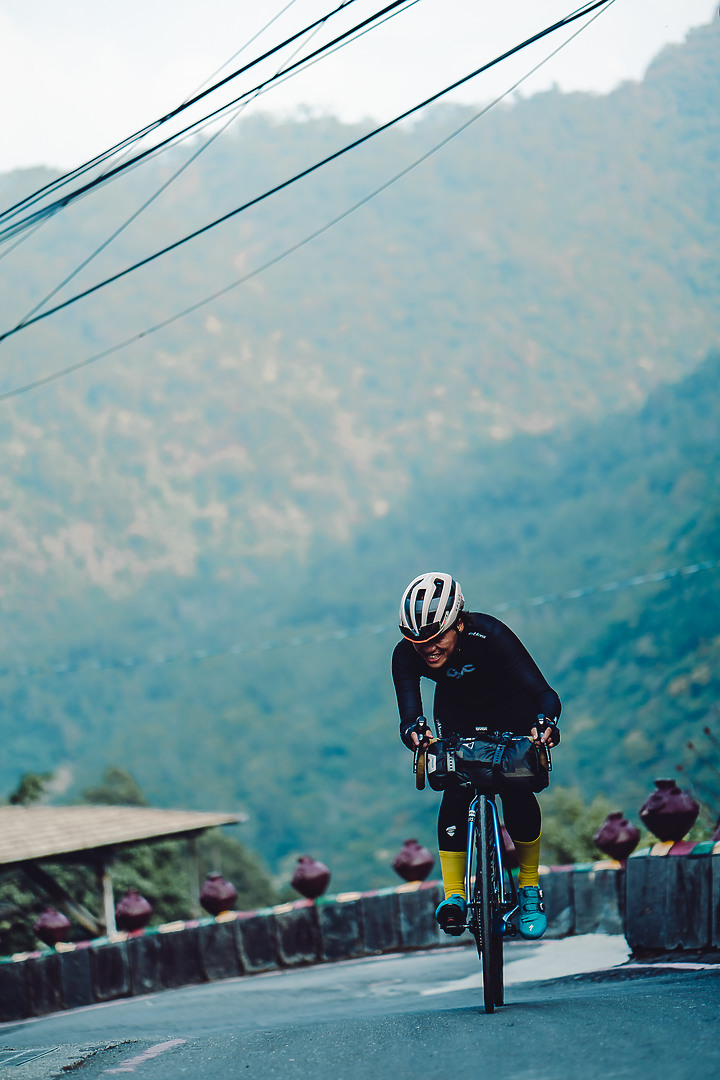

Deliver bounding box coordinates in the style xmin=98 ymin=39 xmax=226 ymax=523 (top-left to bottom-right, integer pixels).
xmin=1 ymin=935 xmax=717 ymax=1079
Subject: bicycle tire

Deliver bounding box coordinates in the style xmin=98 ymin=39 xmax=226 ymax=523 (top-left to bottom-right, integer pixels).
xmin=478 ymin=796 xmax=503 ymax=1013
xmin=492 ymin=917 xmax=504 ymax=1006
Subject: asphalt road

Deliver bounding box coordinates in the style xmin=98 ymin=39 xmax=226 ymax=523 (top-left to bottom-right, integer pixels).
xmin=1 ymin=936 xmax=718 ymax=1080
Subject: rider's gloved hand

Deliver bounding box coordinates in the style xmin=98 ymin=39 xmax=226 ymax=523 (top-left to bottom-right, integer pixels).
xmin=410 ymin=716 xmax=433 ymax=750
xmin=531 ymin=716 xmax=560 ymax=748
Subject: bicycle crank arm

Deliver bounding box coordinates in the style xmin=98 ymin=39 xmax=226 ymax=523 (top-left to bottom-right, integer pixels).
xmin=502 ymin=904 xmax=519 ymax=934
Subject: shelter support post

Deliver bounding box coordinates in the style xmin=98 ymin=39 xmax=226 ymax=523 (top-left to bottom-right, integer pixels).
xmin=187 ymin=834 xmax=201 ymax=918
xmin=99 ymin=863 xmax=117 ymax=937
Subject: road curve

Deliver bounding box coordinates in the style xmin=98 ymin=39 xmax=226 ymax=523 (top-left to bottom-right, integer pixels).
xmin=1 ymin=936 xmax=718 ymax=1079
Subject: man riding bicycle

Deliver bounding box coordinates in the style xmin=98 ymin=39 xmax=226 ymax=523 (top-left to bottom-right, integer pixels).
xmin=392 ymin=572 xmax=561 ymax=939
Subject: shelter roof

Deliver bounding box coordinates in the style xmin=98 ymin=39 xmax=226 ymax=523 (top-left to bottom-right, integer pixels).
xmin=0 ymin=806 xmax=245 ymax=867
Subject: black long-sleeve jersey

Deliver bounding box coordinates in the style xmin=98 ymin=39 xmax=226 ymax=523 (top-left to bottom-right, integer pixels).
xmin=392 ymin=611 xmax=561 ymax=749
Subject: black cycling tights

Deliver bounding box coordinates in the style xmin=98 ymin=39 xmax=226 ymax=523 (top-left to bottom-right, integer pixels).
xmin=437 ymin=786 xmax=541 ymax=851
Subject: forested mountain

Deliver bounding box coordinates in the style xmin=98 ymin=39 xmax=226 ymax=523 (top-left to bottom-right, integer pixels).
xmin=0 ymin=20 xmax=717 ymax=891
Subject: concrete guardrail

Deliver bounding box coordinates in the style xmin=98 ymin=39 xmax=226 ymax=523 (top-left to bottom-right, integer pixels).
xmin=1 ymin=852 xmax=718 ymax=1022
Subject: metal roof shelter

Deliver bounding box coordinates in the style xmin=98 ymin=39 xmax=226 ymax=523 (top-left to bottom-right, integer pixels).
xmin=0 ymin=805 xmax=246 ymax=937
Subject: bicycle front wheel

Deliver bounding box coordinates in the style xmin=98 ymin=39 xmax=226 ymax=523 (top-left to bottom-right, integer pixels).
xmin=478 ymin=796 xmax=503 ymax=1013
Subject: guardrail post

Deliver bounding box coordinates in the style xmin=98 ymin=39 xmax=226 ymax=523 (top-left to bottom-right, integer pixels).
xmin=361 ymin=889 xmax=401 ymax=954
xmin=198 ymin=916 xmax=244 ymax=981
xmin=26 ymin=953 xmax=63 ymax=1016
xmin=712 ymin=856 xmax=720 ymax=948
xmin=624 ymin=854 xmax=670 ymax=950
xmin=398 ymin=881 xmax=443 ymax=949
xmin=672 ymin=855 xmax=712 ymax=949
xmin=235 ymin=910 xmax=279 ymax=973
xmin=317 ymin=894 xmax=363 ymax=961
xmin=127 ymin=929 xmax=164 ymax=996
xmin=160 ymin=923 xmax=205 ymax=989
xmin=624 ymin=854 xmax=712 ymax=951
xmin=91 ymin=938 xmax=131 ymax=1001
xmin=274 ymin=900 xmax=320 ymax=967
xmin=573 ymin=866 xmax=622 ymax=935
xmin=0 ymin=958 xmax=31 ymax=1021
xmin=59 ymin=944 xmax=95 ymax=1010
xmin=542 ymin=869 xmax=575 ymax=937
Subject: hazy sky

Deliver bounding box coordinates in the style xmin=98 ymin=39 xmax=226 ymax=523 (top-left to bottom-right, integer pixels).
xmin=0 ymin=0 xmax=716 ymax=173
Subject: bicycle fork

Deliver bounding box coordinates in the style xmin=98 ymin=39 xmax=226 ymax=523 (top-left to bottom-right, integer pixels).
xmin=466 ymin=796 xmax=519 ymax=936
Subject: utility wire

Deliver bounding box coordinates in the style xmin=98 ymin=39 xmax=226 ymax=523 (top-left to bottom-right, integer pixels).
xmin=15 ymin=0 xmax=421 ymax=324
xmin=109 ymin=0 xmax=423 ymax=178
xmin=0 ymin=2 xmax=302 ymax=267
xmin=14 ymin=2 xmax=335 ymax=325
xmin=0 ymin=0 xmax=362 ymax=223
xmin=0 ymin=0 xmax=417 ymax=247
xmin=182 ymin=0 xmax=301 ymax=102
xmin=0 ymin=0 xmax=612 ymax=345
xmin=0 ymin=0 xmax=401 ymax=235
xmin=0 ymin=0 xmax=598 ymax=247
xmin=0 ymin=0 xmax=306 ymax=270
xmin=0 ymin=558 xmax=715 ymax=681
xmin=0 ymin=0 xmax=613 ymax=402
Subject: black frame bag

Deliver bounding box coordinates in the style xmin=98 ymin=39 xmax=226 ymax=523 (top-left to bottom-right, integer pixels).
xmin=426 ymin=732 xmax=550 ymax=793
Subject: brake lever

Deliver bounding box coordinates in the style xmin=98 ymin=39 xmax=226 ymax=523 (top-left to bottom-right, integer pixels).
xmin=413 ymin=717 xmax=431 ymax=790
xmin=536 ymin=714 xmax=552 ymax=772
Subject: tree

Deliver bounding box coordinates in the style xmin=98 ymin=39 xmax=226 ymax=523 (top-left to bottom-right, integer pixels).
xmin=8 ymin=771 xmax=53 ymax=806
xmin=0 ymin=766 xmax=277 ymax=955
xmin=82 ymin=766 xmax=148 ymax=806
xmin=539 ymin=787 xmax=616 ymax=865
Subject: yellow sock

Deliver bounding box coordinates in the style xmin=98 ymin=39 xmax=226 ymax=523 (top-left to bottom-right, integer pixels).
xmin=514 ymin=833 xmax=541 ymax=888
xmin=439 ymin=849 xmax=466 ymax=900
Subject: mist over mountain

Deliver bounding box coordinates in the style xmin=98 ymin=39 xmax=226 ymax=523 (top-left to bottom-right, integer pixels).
xmin=0 ymin=20 xmax=717 ymax=888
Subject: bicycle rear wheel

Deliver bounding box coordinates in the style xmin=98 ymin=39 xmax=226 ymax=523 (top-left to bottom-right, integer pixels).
xmin=478 ymin=796 xmax=503 ymax=1012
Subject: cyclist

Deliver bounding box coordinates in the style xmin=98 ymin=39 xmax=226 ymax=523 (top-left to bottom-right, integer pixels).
xmin=392 ymin=572 xmax=561 ymax=940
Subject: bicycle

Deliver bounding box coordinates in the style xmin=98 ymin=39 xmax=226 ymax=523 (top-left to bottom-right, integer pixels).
xmin=413 ymin=717 xmax=551 ymax=1013
xmin=466 ymin=787 xmax=517 ymax=1012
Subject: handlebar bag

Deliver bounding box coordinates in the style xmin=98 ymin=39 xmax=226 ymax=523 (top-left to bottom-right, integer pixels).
xmin=426 ymin=733 xmax=549 ymax=793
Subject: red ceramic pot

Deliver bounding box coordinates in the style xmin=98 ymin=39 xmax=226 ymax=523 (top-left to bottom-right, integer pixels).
xmin=639 ymin=779 xmax=699 ymax=842
xmin=291 ymin=855 xmax=331 ymax=900
xmin=34 ymin=906 xmax=71 ymax=946
xmin=200 ymin=872 xmax=238 ymax=916
xmin=392 ymin=838 xmax=435 ymax=882
xmin=594 ymin=811 xmax=640 ymax=860
xmin=115 ymin=888 xmax=153 ymax=931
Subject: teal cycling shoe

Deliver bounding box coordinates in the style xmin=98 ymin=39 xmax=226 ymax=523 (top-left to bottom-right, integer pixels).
xmin=435 ymin=894 xmax=467 ymax=936
xmin=517 ymin=886 xmax=547 ymax=939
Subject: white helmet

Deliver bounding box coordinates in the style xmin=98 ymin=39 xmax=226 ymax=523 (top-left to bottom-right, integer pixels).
xmin=399 ymin=573 xmax=464 ymax=643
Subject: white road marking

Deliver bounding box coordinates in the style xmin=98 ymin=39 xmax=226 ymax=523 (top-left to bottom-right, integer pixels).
xmin=103 ymin=1039 xmax=186 ymax=1074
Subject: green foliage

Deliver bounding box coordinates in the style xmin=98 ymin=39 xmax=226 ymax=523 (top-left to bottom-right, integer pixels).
xmin=538 ymin=787 xmax=616 ymax=866
xmin=0 ymin=871 xmax=51 ymax=956
xmin=0 ymin=769 xmax=277 ymax=954
xmin=8 ymin=771 xmax=53 ymax=805
xmin=0 ymin=24 xmax=718 ymax=897
xmin=82 ymin=766 xmax=149 ymax=806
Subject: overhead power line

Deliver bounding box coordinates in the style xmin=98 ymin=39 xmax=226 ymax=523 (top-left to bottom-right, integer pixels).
xmin=14 ymin=0 xmax=422 ymax=326
xmin=183 ymin=0 xmax=302 ymax=103
xmin=12 ymin=0 xmax=342 ymax=326
xmin=0 ymin=0 xmax=614 ymax=403
xmin=0 ymin=558 xmax=715 ymax=682
xmin=0 ymin=0 xmax=407 ymax=241
xmin=0 ymin=0 xmax=612 ymax=345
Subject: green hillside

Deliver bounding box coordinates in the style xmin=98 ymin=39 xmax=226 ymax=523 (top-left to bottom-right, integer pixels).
xmin=0 ymin=20 xmax=718 ymax=892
